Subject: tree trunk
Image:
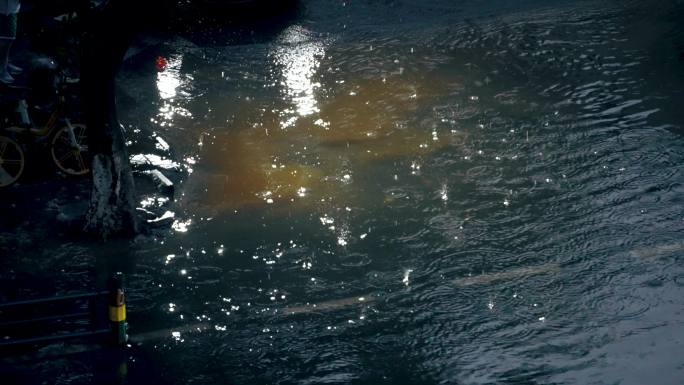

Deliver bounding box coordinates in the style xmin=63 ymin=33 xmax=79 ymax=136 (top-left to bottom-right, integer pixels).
xmin=84 ymin=130 xmax=139 ymax=239
xmin=81 ymin=1 xmax=142 ymax=239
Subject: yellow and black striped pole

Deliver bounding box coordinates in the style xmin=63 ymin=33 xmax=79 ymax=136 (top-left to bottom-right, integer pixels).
xmin=108 ymin=272 xmax=127 ymax=345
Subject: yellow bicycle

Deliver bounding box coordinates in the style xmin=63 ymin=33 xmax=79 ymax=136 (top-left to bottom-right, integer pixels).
xmin=0 ymin=79 xmax=89 ymax=187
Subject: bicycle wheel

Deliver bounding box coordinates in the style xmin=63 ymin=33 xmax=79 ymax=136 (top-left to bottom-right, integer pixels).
xmin=0 ymin=135 xmax=25 ymax=187
xmin=50 ymin=123 xmax=90 ymax=176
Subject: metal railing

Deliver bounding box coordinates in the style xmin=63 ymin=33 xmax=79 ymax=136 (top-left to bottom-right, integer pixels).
xmin=0 ymin=272 xmax=127 ymax=348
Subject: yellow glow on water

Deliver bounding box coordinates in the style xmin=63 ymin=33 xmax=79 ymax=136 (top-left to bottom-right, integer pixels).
xmin=180 ymin=65 xmax=464 ymax=214
xmin=182 ymin=127 xmax=325 ymax=213
xmin=309 ymin=76 xmax=458 ymax=160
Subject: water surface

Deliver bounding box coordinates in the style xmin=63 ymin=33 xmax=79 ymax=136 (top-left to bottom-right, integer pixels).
xmin=4 ymin=0 xmax=684 ymax=383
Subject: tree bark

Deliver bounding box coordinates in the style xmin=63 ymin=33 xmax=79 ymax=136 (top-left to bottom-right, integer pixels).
xmin=81 ymin=0 xmax=145 ymax=239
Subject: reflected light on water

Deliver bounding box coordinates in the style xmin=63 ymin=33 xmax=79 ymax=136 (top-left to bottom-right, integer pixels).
xmin=130 ymin=154 xmax=180 ymax=170
xmin=271 ymin=26 xmax=326 ymax=127
xmin=155 ymin=54 xmax=193 ymax=125
xmin=157 ymin=55 xmax=183 ymax=100
xmin=179 ymin=46 xmax=458 ymax=215
xmin=403 ymin=269 xmax=413 ymax=286
xmin=172 ymin=218 xmax=192 ymax=232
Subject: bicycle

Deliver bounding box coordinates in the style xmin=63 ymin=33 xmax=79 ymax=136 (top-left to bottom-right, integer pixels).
xmin=0 ymin=73 xmax=89 ymax=188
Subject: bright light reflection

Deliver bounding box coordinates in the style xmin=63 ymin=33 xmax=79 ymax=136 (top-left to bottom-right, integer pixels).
xmin=171 ymin=331 xmax=183 ymax=342
xmin=155 ymin=54 xmax=193 ymax=125
xmin=130 ymin=154 xmax=180 ymax=170
xmin=271 ymin=26 xmax=326 ymax=127
xmin=148 ymin=210 xmax=175 ymax=223
xmin=157 ymin=55 xmax=182 ymax=99
xmin=172 ymin=218 xmax=192 ymax=232
xmin=403 ymin=269 xmax=413 ymax=286
xmin=141 ymin=196 xmax=170 ymax=208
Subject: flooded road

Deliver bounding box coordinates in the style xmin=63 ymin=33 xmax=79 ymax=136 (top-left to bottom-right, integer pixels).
xmin=3 ymin=0 xmax=684 ymax=383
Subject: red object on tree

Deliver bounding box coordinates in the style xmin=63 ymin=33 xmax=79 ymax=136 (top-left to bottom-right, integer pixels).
xmin=156 ymin=56 xmax=167 ymax=71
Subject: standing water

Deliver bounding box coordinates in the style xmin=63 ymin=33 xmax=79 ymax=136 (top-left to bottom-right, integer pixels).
xmin=3 ymin=0 xmax=684 ymax=383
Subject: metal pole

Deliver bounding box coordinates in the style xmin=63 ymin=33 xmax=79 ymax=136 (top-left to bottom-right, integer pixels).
xmin=108 ymin=272 xmax=127 ymax=345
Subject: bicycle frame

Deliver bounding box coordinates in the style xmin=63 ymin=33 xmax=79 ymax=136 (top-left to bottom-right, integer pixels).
xmin=10 ymin=96 xmax=78 ymax=148
xmin=0 ymin=72 xmax=90 ymax=187
xmin=0 ymin=95 xmax=89 ymax=184
xmin=64 ymin=118 xmax=79 ymax=147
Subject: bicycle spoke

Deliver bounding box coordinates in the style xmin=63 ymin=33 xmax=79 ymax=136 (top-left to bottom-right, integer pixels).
xmin=2 ymin=159 xmax=22 ymax=165
xmin=59 ymin=134 xmax=71 ymax=146
xmin=76 ymin=153 xmax=86 ymax=172
xmin=77 ymin=128 xmax=87 ymax=144
xmin=58 ymin=150 xmax=75 ymax=163
xmin=0 ymin=140 xmax=7 ymax=157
